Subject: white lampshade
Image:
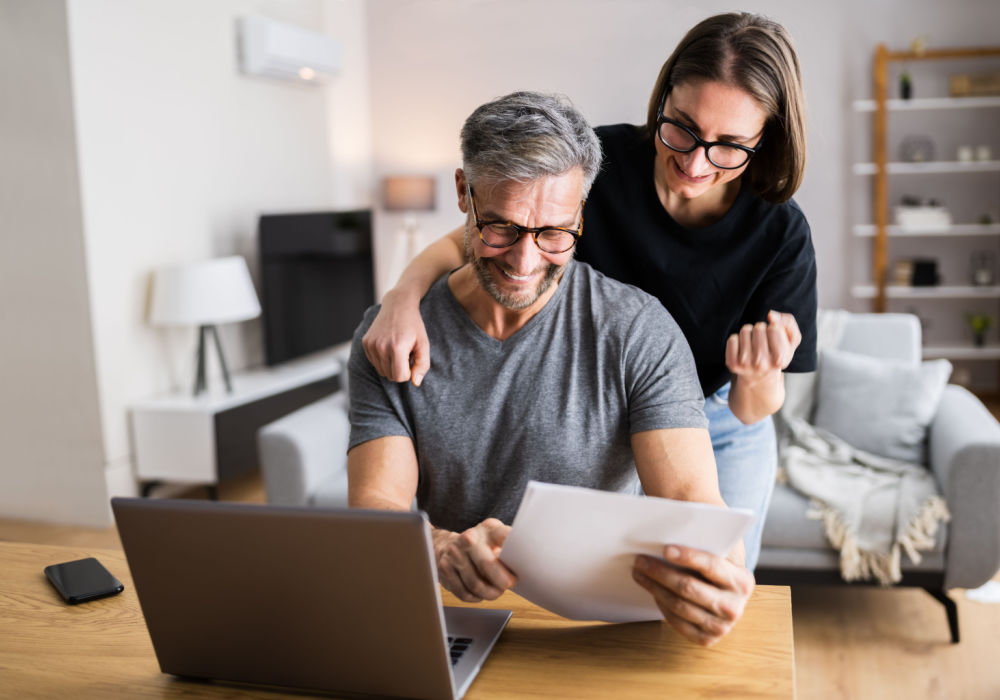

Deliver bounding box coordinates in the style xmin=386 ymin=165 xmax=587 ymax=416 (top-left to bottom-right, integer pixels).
xmin=149 ymin=256 xmax=261 ymax=326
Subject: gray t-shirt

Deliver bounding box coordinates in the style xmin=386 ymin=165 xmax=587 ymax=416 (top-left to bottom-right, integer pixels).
xmin=348 ymin=260 xmax=707 ymax=533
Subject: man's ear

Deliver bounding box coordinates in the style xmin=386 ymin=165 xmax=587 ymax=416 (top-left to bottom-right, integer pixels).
xmin=455 ymin=168 xmax=469 ymax=214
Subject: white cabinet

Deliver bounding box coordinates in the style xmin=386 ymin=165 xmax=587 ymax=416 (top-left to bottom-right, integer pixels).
xmin=130 ymin=349 xmax=343 ymax=496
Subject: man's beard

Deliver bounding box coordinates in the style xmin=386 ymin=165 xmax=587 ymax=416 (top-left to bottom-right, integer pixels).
xmin=465 ymin=230 xmax=569 ymax=310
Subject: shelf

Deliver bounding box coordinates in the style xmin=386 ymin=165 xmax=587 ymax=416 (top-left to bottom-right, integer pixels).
xmin=853 ymin=160 xmax=1000 ymax=175
xmin=853 ymin=96 xmax=1000 ymax=112
xmin=132 ymin=346 xmax=344 ymax=412
xmin=852 ymin=223 xmax=1000 ymax=237
xmin=923 ymin=344 xmax=1000 ymax=360
xmin=851 ymin=285 xmax=1000 ymax=299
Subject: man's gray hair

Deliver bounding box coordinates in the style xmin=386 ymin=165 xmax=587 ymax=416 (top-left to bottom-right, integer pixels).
xmin=460 ymin=91 xmax=602 ymax=195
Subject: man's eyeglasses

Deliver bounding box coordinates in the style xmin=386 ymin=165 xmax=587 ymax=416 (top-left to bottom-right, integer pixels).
xmin=468 ymin=186 xmax=583 ymax=254
xmin=656 ymin=98 xmax=762 ymax=170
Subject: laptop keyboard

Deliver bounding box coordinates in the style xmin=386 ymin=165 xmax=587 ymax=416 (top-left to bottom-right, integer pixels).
xmin=448 ymin=636 xmax=474 ymax=666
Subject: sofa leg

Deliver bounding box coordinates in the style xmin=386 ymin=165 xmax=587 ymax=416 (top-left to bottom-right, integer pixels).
xmin=923 ymin=588 xmax=959 ymax=643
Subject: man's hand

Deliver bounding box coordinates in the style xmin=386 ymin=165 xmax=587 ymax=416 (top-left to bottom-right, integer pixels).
xmin=362 ymin=289 xmax=431 ymax=386
xmin=632 ymin=545 xmax=754 ymax=647
xmin=725 ymin=310 xmax=801 ymax=382
xmin=432 ymin=519 xmax=517 ymax=602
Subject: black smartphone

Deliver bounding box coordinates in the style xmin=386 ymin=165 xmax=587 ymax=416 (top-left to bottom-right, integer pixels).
xmin=44 ymin=557 xmax=124 ymax=604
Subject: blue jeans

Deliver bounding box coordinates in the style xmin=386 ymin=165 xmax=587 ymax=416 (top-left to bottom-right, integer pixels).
xmin=705 ymin=382 xmax=777 ymax=572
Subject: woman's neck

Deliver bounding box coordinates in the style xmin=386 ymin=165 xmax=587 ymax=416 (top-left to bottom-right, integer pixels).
xmin=653 ymin=158 xmax=742 ymax=228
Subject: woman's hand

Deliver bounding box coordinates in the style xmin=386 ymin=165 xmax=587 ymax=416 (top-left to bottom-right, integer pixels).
xmin=725 ymin=310 xmax=801 ymax=380
xmin=362 ymin=289 xmax=431 ymax=386
xmin=724 ymin=310 xmax=801 ymax=424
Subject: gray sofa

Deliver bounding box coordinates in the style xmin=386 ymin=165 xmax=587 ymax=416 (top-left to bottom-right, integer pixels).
xmin=755 ymin=312 xmax=1000 ymax=643
xmin=257 ymin=312 xmax=1000 ymax=642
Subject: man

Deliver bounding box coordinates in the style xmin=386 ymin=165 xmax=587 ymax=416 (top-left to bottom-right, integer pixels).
xmin=348 ymin=92 xmax=753 ymax=647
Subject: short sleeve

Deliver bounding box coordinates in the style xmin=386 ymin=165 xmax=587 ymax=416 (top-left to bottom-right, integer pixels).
xmin=743 ymin=209 xmax=818 ymax=374
xmin=347 ymin=307 xmax=414 ymax=451
xmin=623 ymin=301 xmax=708 ymax=433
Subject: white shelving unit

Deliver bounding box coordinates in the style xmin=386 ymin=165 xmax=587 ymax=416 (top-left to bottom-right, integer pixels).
xmin=854 ymin=95 xmax=1000 ymax=112
xmin=851 ymin=284 xmax=1000 ymax=299
xmin=850 ymin=44 xmax=1000 ymax=384
xmin=853 ymin=160 xmax=1000 ymax=175
xmin=853 ymin=223 xmax=1000 ymax=237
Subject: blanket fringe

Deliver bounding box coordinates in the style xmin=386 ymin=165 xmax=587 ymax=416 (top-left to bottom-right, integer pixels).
xmin=807 ymin=496 xmax=950 ymax=586
xmin=898 ymin=496 xmax=951 ymax=564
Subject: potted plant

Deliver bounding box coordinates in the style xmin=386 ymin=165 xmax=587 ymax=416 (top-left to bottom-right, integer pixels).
xmin=900 ymin=70 xmax=913 ymax=100
xmin=966 ymin=313 xmax=994 ymax=347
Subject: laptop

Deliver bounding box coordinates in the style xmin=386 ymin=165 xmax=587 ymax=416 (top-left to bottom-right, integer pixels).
xmin=111 ymin=498 xmax=511 ymax=700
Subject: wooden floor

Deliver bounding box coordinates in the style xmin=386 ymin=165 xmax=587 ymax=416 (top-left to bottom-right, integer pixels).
xmin=3 ymin=473 xmax=1000 ymax=699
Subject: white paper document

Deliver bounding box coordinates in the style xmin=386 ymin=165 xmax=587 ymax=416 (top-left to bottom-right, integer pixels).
xmin=499 ymin=481 xmax=754 ymax=623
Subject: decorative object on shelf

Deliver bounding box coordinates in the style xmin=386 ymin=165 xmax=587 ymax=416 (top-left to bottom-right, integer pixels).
xmin=149 ymin=256 xmax=261 ymax=396
xmin=971 ymin=250 xmax=996 ymax=286
xmin=911 ymin=259 xmax=940 ymax=287
xmin=976 ymin=145 xmax=993 ymax=162
xmin=957 ymin=145 xmax=974 ymax=163
xmin=892 ymin=259 xmax=914 ymax=286
xmin=382 ymin=175 xmax=436 ymax=263
xmin=895 ymin=195 xmax=951 ymax=230
xmin=979 ymin=213 xmax=995 ymax=225
xmin=965 ymin=313 xmax=994 ymax=347
xmin=949 ymin=71 xmax=1000 ymax=97
xmin=899 ymin=70 xmax=913 ymax=100
xmin=899 ymin=135 xmax=934 ymax=162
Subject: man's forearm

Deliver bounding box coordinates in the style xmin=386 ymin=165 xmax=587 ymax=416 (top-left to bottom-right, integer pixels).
xmin=348 ymin=488 xmax=411 ymax=511
xmin=346 ymin=436 xmax=419 ymax=511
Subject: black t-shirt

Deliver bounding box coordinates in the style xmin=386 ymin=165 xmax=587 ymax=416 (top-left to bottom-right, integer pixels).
xmin=577 ymin=124 xmax=818 ymax=398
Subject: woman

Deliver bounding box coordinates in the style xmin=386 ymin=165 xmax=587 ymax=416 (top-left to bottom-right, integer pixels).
xmin=362 ymin=12 xmax=817 ymax=571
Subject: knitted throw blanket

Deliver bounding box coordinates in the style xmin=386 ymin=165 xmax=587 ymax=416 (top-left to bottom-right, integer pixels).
xmin=776 ymin=311 xmax=950 ymax=585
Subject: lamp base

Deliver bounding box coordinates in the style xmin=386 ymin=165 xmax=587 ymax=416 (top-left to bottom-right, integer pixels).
xmin=193 ymin=324 xmax=233 ymax=396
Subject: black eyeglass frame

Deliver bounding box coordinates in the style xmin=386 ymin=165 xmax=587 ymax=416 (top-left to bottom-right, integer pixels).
xmin=655 ymin=92 xmax=763 ymax=170
xmin=467 ymin=185 xmax=584 ymax=254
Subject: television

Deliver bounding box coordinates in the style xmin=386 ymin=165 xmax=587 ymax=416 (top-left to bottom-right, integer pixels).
xmin=258 ymin=210 xmax=374 ymax=366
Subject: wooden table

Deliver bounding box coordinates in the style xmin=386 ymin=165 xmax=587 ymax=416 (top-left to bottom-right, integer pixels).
xmin=0 ymin=541 xmax=795 ymax=698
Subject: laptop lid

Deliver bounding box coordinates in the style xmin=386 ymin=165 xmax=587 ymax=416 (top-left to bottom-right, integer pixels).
xmin=111 ymin=498 xmax=510 ymax=700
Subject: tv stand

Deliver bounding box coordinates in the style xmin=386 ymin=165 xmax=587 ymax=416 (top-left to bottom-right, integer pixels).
xmin=130 ymin=349 xmax=344 ymax=497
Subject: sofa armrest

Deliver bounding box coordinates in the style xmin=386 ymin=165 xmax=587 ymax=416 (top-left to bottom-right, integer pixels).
xmin=928 ymin=385 xmax=1000 ymax=589
xmin=257 ymin=392 xmax=350 ymax=506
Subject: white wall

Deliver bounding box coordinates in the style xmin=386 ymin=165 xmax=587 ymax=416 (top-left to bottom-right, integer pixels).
xmin=0 ymin=0 xmax=109 ymax=525
xmin=364 ymin=0 xmax=1000 ymax=317
xmin=68 ymin=0 xmax=374 ymax=522
xmin=0 ymin=0 xmax=371 ymax=526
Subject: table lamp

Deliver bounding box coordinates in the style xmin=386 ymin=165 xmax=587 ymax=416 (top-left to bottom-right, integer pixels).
xmin=149 ymin=256 xmax=261 ymax=396
xmin=382 ymin=175 xmax=436 ymax=261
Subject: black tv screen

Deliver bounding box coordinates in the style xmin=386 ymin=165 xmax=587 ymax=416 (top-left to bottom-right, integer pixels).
xmin=259 ymin=210 xmax=374 ymax=366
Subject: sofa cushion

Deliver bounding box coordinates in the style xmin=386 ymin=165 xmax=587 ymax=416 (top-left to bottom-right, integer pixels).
xmin=812 ymin=349 xmax=952 ymax=464
xmin=761 ymin=484 xmax=830 ymax=550
xmin=309 ymin=466 xmax=349 ymax=508
xmin=761 ymin=483 xmax=947 ymax=554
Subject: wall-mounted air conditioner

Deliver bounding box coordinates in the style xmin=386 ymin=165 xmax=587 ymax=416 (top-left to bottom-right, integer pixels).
xmin=237 ymin=16 xmax=342 ymax=85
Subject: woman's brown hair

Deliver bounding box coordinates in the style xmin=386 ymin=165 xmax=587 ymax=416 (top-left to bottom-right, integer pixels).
xmin=645 ymin=12 xmax=806 ymax=203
